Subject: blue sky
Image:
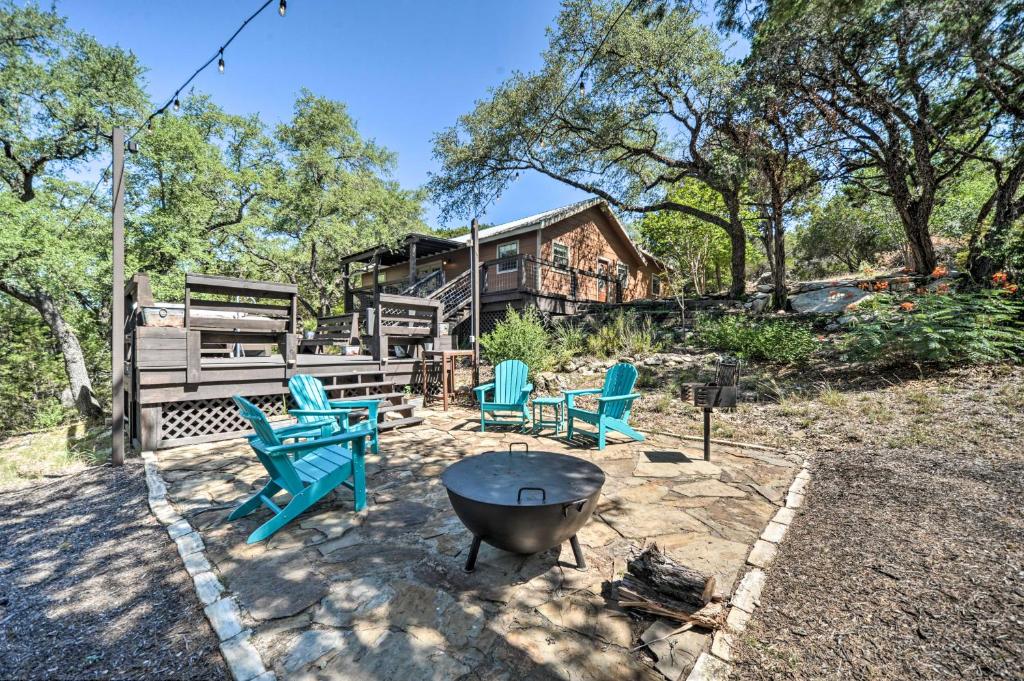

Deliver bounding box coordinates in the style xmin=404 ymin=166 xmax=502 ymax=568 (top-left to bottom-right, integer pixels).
xmin=61 ymin=0 xmax=586 ymax=228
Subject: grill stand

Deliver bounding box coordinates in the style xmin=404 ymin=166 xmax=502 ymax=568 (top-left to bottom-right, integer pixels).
xmin=463 ymin=534 xmax=587 ymax=572
xmin=680 ymin=357 xmax=741 ymax=462
xmin=703 ymin=407 xmax=712 ymax=462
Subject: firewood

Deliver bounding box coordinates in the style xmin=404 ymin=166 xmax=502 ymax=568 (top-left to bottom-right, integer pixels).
xmin=626 ymin=544 xmax=717 ymax=608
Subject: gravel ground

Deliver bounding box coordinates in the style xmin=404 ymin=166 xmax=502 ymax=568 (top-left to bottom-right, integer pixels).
xmin=0 ymin=463 xmax=228 ymax=680
xmin=726 ymin=366 xmax=1024 ymax=679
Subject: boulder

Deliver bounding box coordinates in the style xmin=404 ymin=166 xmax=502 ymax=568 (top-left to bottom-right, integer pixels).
xmin=789 ymin=286 xmax=872 ymax=314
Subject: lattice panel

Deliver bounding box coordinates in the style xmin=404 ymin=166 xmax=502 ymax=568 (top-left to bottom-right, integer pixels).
xmin=480 ymin=311 xmax=507 ymax=334
xmin=160 ymin=394 xmax=287 ymax=444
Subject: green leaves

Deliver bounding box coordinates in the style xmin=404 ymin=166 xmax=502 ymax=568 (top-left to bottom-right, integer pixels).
xmin=695 ymin=314 xmax=818 ymax=365
xmin=0 ymin=1 xmax=146 ymax=200
xmin=480 ymin=307 xmax=555 ymax=377
xmin=428 ymin=0 xmax=739 ymax=220
xmin=845 ymin=291 xmax=1024 ymax=365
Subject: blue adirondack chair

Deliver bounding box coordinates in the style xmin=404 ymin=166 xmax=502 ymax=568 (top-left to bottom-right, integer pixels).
xmin=229 ymin=395 xmax=368 ymax=543
xmin=287 ymin=374 xmax=380 ymax=455
xmin=564 ymin=362 xmax=644 ymax=450
xmin=473 ymin=359 xmax=532 ymax=431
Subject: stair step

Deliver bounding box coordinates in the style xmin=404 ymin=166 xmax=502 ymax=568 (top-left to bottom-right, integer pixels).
xmin=333 ymin=381 xmax=395 ymax=392
xmin=379 ymin=403 xmax=415 ymax=416
xmin=328 ymin=391 xmax=404 ymax=404
xmin=377 ymin=416 xmax=424 ymax=431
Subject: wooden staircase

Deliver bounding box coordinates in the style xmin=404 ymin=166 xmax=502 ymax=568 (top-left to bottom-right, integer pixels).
xmin=429 ymin=269 xmax=473 ymax=325
xmin=317 ymin=367 xmax=424 ymax=432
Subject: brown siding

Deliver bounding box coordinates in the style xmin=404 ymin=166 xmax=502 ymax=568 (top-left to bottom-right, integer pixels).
xmin=540 ymin=206 xmax=663 ymax=302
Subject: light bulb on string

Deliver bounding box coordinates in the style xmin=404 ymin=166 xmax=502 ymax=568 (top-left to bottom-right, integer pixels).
xmin=579 ymin=79 xmax=586 ymax=97
xmin=279 ymin=0 xmax=286 ymax=16
xmin=173 ymin=97 xmax=180 ymax=112
xmin=218 ymin=49 xmax=225 ymax=73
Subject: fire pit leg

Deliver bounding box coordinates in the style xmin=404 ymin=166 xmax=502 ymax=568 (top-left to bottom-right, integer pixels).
xmin=703 ymin=408 xmax=712 ymax=461
xmin=464 ymin=536 xmax=482 ymax=572
xmin=569 ymin=535 xmax=586 ymax=570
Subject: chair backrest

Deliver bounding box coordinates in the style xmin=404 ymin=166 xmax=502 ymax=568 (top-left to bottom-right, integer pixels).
xmin=493 ymin=360 xmax=529 ymax=404
xmin=601 ymin=363 xmax=639 ymax=420
xmin=231 ymin=395 xmax=281 ymax=446
xmin=288 ymin=374 xmax=332 ymax=424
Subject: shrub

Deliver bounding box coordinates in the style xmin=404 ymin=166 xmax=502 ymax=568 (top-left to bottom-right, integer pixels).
xmin=586 ymin=310 xmax=660 ymax=358
xmin=551 ymin=319 xmax=587 ymax=365
xmin=695 ymin=314 xmax=818 ymax=364
xmin=480 ymin=306 xmax=553 ymax=375
xmin=844 ymin=291 xmax=1024 ymax=365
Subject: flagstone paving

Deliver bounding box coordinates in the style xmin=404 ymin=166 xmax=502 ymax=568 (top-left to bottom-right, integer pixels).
xmin=154 ymin=405 xmax=803 ymax=681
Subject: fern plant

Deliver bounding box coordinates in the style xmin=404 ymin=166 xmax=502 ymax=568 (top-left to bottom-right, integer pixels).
xmin=844 ymin=291 xmax=1024 ymax=365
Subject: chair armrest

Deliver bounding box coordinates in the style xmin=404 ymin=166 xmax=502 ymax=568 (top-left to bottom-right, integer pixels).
xmin=289 ymin=408 xmax=353 ymax=417
xmin=327 ymin=399 xmax=379 ymax=409
xmin=265 ymin=430 xmax=368 ymax=456
xmin=272 ymin=420 xmax=335 ymax=438
xmin=473 ymin=383 xmax=495 ymax=403
xmin=598 ymin=393 xmax=641 ymax=403
xmin=562 ymin=387 xmax=601 ymax=408
xmin=328 ymin=399 xmax=379 ymax=424
xmin=522 ymin=383 xmax=533 ymax=394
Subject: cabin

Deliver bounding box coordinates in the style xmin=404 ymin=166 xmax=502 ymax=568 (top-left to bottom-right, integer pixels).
xmin=338 ymin=197 xmax=668 ymax=337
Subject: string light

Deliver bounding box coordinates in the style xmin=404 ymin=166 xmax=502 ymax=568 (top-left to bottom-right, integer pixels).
xmin=279 ymin=0 xmax=286 ymax=17
xmin=218 ymin=49 xmax=225 ymax=73
xmin=578 ymin=79 xmax=585 ymax=97
xmin=173 ymin=97 xmax=180 ymax=112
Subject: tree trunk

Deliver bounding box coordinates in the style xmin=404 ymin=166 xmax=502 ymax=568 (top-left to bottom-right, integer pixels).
xmin=769 ymin=184 xmax=788 ymax=309
xmin=723 ymin=194 xmax=747 ymax=298
xmin=902 ymin=214 xmax=937 ymax=275
xmin=0 ymin=282 xmax=105 ymax=425
xmin=968 ymin=159 xmax=1024 ymax=283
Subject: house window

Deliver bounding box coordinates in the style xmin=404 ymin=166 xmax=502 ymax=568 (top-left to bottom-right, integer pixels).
xmin=616 ymin=263 xmax=629 ymax=286
xmin=597 ymin=259 xmax=609 ymax=291
xmin=377 ymin=271 xmax=387 ymax=284
xmin=552 ymin=242 xmax=570 ymax=269
xmin=496 ymin=241 xmax=519 ymax=273
xmin=651 ymin=275 xmax=661 ymax=296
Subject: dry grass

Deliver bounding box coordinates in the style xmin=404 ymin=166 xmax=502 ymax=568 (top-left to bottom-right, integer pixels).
xmin=0 ymin=423 xmax=110 ymax=488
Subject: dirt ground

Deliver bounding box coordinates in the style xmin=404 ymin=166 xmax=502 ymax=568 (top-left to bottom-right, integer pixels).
xmin=707 ymin=364 xmax=1023 ymax=680
xmin=0 ymin=463 xmax=228 ymax=680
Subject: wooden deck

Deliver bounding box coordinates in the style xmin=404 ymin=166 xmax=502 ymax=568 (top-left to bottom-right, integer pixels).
xmin=130 ymin=331 xmax=428 ymax=451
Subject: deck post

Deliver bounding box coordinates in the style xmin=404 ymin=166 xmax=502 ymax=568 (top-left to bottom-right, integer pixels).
xmin=470 ymin=218 xmax=480 ymax=382
xmin=111 ymin=127 xmax=126 ymax=465
xmin=343 ymin=261 xmax=352 ymax=312
xmin=372 ymin=251 xmax=384 ymax=360
xmin=408 ymin=236 xmax=418 ymax=288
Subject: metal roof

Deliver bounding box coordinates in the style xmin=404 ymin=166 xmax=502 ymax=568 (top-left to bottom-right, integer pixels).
xmin=451 ymin=198 xmax=646 ymax=263
xmin=338 ymin=233 xmax=464 ymax=267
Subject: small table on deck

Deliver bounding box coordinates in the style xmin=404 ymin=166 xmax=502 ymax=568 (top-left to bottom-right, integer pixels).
xmin=422 ymin=349 xmax=474 ymax=410
xmin=532 ymin=396 xmax=565 ymax=435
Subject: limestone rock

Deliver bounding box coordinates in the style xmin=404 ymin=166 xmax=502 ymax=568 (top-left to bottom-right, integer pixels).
xmin=789 ymin=286 xmax=872 ymax=314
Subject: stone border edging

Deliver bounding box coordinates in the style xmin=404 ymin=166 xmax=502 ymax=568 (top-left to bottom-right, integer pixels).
xmin=686 ymin=455 xmax=813 ymax=681
xmin=141 ymin=451 xmax=275 ymax=681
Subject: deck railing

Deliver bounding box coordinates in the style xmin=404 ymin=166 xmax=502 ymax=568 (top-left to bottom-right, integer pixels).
xmin=481 ymin=254 xmax=621 ymax=303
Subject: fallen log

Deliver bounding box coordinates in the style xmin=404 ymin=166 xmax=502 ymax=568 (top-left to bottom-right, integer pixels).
xmin=627 ymin=544 xmax=717 ymax=609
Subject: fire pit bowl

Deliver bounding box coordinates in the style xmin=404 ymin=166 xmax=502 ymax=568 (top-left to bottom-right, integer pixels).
xmin=441 ymin=444 xmax=605 ymax=572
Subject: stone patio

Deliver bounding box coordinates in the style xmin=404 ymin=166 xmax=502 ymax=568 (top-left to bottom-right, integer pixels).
xmin=153 ymin=405 xmax=802 ymax=681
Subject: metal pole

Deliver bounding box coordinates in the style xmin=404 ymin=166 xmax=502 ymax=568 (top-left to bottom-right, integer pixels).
xmin=470 ymin=218 xmax=481 ymax=382
xmin=111 ymin=127 xmax=125 ymax=465
xmin=703 ymin=408 xmax=712 ymax=462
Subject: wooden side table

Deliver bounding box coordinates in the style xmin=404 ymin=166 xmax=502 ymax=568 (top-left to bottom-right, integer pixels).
xmin=532 ymin=396 xmax=564 ymax=434
xmin=422 ymin=349 xmax=474 ymax=410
